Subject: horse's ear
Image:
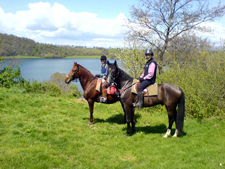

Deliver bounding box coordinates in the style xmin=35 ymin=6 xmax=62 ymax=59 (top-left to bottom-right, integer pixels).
xmin=107 ymin=60 xmax=110 ymax=65
xmin=74 ymin=62 xmax=77 ymax=65
xmin=114 ymin=60 xmax=117 ymax=67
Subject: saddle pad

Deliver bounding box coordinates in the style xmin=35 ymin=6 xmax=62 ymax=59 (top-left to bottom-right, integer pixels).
xmin=96 ymin=78 xmax=102 ymax=92
xmin=131 ymin=79 xmax=158 ymax=96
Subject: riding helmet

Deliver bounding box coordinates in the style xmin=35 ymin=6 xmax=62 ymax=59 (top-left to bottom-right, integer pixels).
xmin=145 ymin=49 xmax=154 ymax=56
xmin=100 ymin=55 xmax=107 ymax=60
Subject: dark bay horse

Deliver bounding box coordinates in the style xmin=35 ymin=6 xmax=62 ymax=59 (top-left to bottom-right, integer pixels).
xmin=106 ymin=61 xmax=185 ymax=137
xmin=65 ymin=62 xmax=122 ymax=125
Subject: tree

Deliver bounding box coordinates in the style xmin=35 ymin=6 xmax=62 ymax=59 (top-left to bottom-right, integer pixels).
xmin=117 ymin=41 xmax=145 ymax=78
xmin=126 ymin=0 xmax=225 ymax=70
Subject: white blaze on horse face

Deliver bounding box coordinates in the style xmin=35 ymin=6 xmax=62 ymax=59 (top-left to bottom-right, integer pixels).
xmin=107 ymin=67 xmax=112 ymax=84
xmin=106 ymin=74 xmax=111 ymax=84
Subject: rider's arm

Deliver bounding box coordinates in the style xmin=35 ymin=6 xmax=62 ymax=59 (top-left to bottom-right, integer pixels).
xmin=139 ymin=72 xmax=144 ymax=78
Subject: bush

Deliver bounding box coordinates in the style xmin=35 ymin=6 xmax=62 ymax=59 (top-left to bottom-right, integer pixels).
xmin=23 ymin=80 xmax=61 ymax=97
xmin=0 ymin=66 xmax=24 ymax=88
xmin=158 ymin=50 xmax=225 ymax=119
xmin=49 ymin=72 xmax=82 ymax=98
xmin=66 ymin=84 xmax=82 ymax=98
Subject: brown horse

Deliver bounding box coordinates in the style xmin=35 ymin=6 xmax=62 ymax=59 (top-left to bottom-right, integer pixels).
xmin=106 ymin=61 xmax=185 ymax=137
xmin=65 ymin=62 xmax=122 ymax=125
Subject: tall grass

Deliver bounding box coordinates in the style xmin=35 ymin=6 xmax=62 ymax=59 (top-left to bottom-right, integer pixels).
xmin=0 ymin=87 xmax=225 ymax=168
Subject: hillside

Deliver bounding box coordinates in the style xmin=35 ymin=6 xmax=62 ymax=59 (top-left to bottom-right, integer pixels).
xmin=0 ymin=33 xmax=119 ymax=58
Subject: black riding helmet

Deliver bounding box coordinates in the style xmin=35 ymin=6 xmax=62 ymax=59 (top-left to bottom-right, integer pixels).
xmin=100 ymin=55 xmax=107 ymax=60
xmin=145 ymin=49 xmax=154 ymax=56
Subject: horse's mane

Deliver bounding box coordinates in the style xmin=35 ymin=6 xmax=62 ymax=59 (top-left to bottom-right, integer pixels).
xmin=77 ymin=64 xmax=94 ymax=78
xmin=118 ymin=67 xmax=133 ymax=82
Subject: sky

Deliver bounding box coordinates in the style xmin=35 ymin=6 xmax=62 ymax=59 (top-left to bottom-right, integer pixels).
xmin=0 ymin=0 xmax=225 ymax=48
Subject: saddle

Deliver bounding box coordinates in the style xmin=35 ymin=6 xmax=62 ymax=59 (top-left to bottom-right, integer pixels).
xmin=96 ymin=78 xmax=102 ymax=93
xmin=131 ymin=79 xmax=158 ymax=96
xmin=96 ymin=78 xmax=117 ymax=95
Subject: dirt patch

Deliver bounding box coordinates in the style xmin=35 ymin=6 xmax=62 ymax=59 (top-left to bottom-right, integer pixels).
xmin=76 ymin=98 xmax=87 ymax=105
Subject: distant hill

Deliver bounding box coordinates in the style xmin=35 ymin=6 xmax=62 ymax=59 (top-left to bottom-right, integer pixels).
xmin=0 ymin=33 xmax=119 ymax=58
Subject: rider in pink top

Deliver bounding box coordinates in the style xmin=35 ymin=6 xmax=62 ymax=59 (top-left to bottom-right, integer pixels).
xmin=139 ymin=62 xmax=156 ymax=80
xmin=134 ymin=49 xmax=157 ymax=109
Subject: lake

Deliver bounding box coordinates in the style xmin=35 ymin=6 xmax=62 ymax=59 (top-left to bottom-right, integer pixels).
xmin=1 ymin=58 xmax=122 ymax=92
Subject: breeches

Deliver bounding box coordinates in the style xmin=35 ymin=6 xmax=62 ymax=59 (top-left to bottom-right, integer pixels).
xmin=138 ymin=80 xmax=153 ymax=92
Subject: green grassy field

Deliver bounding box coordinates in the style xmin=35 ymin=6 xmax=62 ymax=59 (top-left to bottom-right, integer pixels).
xmin=0 ymin=87 xmax=224 ymax=169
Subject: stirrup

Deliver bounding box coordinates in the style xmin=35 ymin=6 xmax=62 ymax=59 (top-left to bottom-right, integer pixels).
xmin=100 ymin=97 xmax=107 ymax=103
xmin=133 ymin=101 xmax=143 ymax=109
xmin=133 ymin=102 xmax=141 ymax=108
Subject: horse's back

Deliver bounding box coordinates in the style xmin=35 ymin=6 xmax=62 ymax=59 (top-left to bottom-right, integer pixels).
xmin=158 ymin=83 xmax=183 ymax=106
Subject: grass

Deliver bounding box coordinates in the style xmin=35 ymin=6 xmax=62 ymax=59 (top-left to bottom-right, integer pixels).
xmin=0 ymin=87 xmax=225 ymax=169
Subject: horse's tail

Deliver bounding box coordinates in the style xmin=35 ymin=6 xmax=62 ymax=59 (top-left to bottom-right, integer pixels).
xmin=177 ymin=89 xmax=185 ymax=135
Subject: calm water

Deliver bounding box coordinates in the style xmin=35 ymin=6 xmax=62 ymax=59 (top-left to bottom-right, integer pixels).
xmin=1 ymin=58 xmax=122 ymax=92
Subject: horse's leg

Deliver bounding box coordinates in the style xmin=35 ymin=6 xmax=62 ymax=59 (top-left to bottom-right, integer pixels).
xmin=125 ymin=122 xmax=131 ymax=136
xmin=173 ymin=110 xmax=180 ymax=137
xmin=163 ymin=106 xmax=176 ymax=138
xmin=120 ymin=102 xmax=126 ymax=123
xmin=88 ymin=99 xmax=94 ymax=125
xmin=124 ymin=104 xmax=135 ymax=136
xmin=131 ymin=107 xmax=136 ymax=134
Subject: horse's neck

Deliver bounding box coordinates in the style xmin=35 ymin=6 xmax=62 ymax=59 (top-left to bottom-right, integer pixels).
xmin=79 ymin=67 xmax=94 ymax=90
xmin=117 ymin=69 xmax=133 ymax=89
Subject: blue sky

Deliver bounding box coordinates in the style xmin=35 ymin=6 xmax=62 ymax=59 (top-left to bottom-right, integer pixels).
xmin=0 ymin=0 xmax=138 ymax=18
xmin=0 ymin=0 xmax=225 ymax=48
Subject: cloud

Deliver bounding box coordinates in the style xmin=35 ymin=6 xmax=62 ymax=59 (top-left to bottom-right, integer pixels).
xmin=0 ymin=2 xmax=128 ymax=47
xmin=199 ymin=21 xmax=225 ymax=44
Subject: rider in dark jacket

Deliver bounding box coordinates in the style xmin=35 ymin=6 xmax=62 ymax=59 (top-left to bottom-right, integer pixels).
xmin=134 ymin=49 xmax=157 ymax=109
xmin=95 ymin=55 xmax=108 ymax=102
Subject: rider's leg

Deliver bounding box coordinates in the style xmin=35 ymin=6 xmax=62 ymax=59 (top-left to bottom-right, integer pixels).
xmin=134 ymin=80 xmax=151 ymax=109
xmin=100 ymin=79 xmax=107 ymax=103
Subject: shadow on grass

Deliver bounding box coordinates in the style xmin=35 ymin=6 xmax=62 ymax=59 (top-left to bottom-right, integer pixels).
xmin=124 ymin=125 xmax=187 ymax=137
xmin=83 ymin=113 xmax=141 ymax=125
xmin=135 ymin=124 xmax=168 ymax=134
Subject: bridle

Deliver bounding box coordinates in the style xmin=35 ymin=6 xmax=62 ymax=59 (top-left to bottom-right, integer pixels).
xmin=108 ymin=67 xmax=120 ymax=85
xmin=66 ymin=64 xmax=97 ymax=82
xmin=66 ymin=65 xmax=79 ymax=81
xmin=108 ymin=66 xmax=137 ymax=95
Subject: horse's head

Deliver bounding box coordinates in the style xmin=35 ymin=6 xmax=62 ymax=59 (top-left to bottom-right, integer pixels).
xmin=106 ymin=60 xmax=119 ymax=86
xmin=65 ymin=62 xmax=80 ymax=84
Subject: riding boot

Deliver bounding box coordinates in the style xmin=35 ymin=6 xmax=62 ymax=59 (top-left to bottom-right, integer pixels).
xmin=134 ymin=92 xmax=144 ymax=109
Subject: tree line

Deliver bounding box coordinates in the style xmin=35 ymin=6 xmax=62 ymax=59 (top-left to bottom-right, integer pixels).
xmin=0 ymin=33 xmax=118 ymax=58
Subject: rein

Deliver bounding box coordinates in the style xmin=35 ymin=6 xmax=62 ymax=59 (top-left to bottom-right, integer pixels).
xmin=80 ymin=77 xmax=97 ymax=83
xmin=66 ymin=64 xmax=97 ymax=82
xmin=119 ymin=81 xmax=137 ymax=94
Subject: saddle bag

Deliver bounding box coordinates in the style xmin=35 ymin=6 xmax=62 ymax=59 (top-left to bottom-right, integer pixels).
xmin=107 ymin=86 xmax=117 ymax=95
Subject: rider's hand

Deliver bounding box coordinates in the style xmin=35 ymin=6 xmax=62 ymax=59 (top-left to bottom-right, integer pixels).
xmin=139 ymin=78 xmax=144 ymax=82
xmin=95 ymin=74 xmax=101 ymax=78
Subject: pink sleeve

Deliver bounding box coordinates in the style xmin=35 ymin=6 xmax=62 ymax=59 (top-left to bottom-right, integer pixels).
xmin=143 ymin=63 xmax=156 ymax=80
xmin=140 ymin=72 xmax=144 ymax=78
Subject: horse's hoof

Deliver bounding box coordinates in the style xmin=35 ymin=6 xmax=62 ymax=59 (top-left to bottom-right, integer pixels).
xmin=124 ymin=133 xmax=129 ymax=136
xmin=88 ymin=121 xmax=93 ymax=125
xmin=132 ymin=131 xmax=136 ymax=135
xmin=163 ymin=134 xmax=170 ymax=138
